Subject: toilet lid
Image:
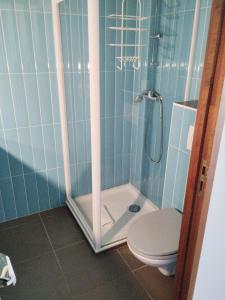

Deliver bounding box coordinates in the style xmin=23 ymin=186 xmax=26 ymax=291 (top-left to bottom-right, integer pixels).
xmin=127 ymin=208 xmax=182 ymax=257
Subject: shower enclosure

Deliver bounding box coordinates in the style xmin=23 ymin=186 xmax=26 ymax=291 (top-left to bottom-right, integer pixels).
xmin=52 ymin=0 xmax=208 ymax=252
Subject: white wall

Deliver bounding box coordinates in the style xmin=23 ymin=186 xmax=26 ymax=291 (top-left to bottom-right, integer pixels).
xmin=193 ymin=120 xmax=225 ymax=300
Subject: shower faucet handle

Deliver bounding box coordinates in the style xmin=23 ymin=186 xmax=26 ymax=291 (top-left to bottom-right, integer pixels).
xmin=134 ymin=89 xmax=163 ymax=103
xmin=147 ymin=90 xmax=163 ymax=101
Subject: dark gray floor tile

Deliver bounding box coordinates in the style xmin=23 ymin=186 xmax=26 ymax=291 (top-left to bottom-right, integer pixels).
xmin=78 ymin=273 xmax=150 ymax=300
xmin=118 ymin=244 xmax=145 ymax=270
xmin=0 ymin=213 xmax=40 ymax=231
xmin=40 ymin=206 xmax=85 ymax=249
xmin=134 ymin=266 xmax=174 ymax=300
xmin=0 ymin=253 xmax=73 ymax=300
xmin=0 ymin=218 xmax=52 ymax=265
xmin=56 ymin=241 xmax=130 ymax=297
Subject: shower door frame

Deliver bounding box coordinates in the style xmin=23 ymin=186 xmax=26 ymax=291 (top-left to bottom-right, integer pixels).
xmin=173 ymin=1 xmax=225 ymax=299
xmin=52 ymin=0 xmax=129 ymax=253
xmin=51 ymin=0 xmax=96 ymax=251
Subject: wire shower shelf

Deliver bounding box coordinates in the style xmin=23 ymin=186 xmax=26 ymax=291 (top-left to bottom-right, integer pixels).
xmin=106 ymin=0 xmax=145 ymax=70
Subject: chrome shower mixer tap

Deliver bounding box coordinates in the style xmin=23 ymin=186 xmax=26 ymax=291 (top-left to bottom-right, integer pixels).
xmin=134 ymin=89 xmax=163 ymax=103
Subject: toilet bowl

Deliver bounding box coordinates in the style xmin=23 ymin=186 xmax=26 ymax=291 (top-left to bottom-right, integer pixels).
xmin=127 ymin=208 xmax=182 ymax=276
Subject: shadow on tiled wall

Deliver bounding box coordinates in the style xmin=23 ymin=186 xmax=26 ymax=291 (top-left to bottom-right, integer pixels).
xmin=0 ymin=147 xmax=66 ymax=223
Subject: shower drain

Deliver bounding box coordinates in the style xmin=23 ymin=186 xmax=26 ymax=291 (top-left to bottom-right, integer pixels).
xmin=128 ymin=204 xmax=141 ymax=213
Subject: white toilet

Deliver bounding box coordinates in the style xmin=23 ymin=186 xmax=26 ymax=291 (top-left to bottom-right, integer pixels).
xmin=127 ymin=208 xmax=182 ymax=276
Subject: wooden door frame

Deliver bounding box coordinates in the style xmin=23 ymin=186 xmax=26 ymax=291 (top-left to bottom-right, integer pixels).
xmin=173 ymin=0 xmax=225 ymax=299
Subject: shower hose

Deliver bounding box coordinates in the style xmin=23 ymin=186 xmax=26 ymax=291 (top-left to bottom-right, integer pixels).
xmin=144 ymin=98 xmax=163 ymax=164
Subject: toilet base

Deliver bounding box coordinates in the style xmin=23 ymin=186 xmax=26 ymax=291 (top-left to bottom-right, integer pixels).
xmin=158 ymin=262 xmax=176 ymax=276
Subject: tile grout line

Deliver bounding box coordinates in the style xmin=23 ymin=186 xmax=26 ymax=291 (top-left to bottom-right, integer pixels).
xmin=39 ymin=214 xmax=74 ymax=299
xmin=116 ymin=248 xmax=153 ymax=300
xmin=131 ymin=264 xmax=148 ymax=273
xmin=116 ymin=248 xmax=133 ymax=272
xmin=51 ymin=239 xmax=85 ymax=252
xmin=132 ymin=269 xmax=154 ymax=300
xmin=13 ymin=250 xmax=53 ymax=267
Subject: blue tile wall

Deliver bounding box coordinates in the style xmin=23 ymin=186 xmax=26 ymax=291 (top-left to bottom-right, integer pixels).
xmin=59 ymin=0 xmax=94 ymax=198
xmin=0 ymin=0 xmax=212 ymax=223
xmin=162 ymin=103 xmax=197 ymax=211
xmin=130 ymin=0 xmax=211 ymax=208
xmin=0 ymin=0 xmax=65 ymax=223
xmin=62 ymin=0 xmax=139 ymax=197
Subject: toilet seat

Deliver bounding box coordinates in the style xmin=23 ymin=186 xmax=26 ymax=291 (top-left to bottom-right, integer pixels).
xmin=128 ymin=243 xmax=178 ymax=261
xmin=127 ymin=208 xmax=182 ymax=258
xmin=128 ymin=243 xmax=177 ymax=267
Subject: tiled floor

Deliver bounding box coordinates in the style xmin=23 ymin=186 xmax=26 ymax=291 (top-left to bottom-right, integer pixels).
xmin=0 ymin=206 xmax=174 ymax=300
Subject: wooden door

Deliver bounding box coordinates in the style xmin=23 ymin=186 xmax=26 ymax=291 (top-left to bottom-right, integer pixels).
xmin=173 ymin=1 xmax=225 ymax=299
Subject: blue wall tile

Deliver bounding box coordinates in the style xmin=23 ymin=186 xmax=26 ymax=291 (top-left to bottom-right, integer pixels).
xmin=29 ymin=0 xmax=43 ymax=12
xmin=0 ymin=190 xmax=5 ymax=222
xmin=74 ymin=121 xmax=86 ymax=164
xmin=0 ymin=0 xmax=14 ymax=9
xmin=0 ymin=132 xmax=10 ymax=179
xmin=70 ymin=0 xmax=79 ymax=15
xmin=0 ymin=0 xmax=64 ymax=223
xmin=0 ymin=178 xmax=17 ymax=220
xmin=37 ymin=74 xmax=53 ymax=124
xmin=104 ymin=157 xmax=115 ymax=188
xmin=169 ymin=106 xmax=183 ymax=148
xmin=0 ymin=20 xmax=7 ymax=73
xmin=50 ymin=73 xmax=60 ymax=123
xmin=180 ymin=108 xmax=196 ymax=152
xmin=16 ymin=11 xmax=35 ymax=72
xmin=1 ymin=10 xmax=22 ymax=73
xmin=47 ymin=168 xmax=60 ymax=208
xmin=173 ymin=151 xmax=190 ymax=211
xmin=85 ymin=120 xmax=91 ymax=163
xmin=43 ymin=13 xmax=56 ymax=72
xmin=67 ymin=124 xmax=76 ymax=165
xmin=60 ymin=14 xmax=72 ymax=72
xmin=70 ymin=15 xmax=81 ymax=72
xmin=24 ymin=173 xmax=39 ymax=214
xmin=30 ymin=126 xmax=46 ymax=171
xmin=162 ymin=103 xmax=196 ymax=211
xmin=10 ymin=74 xmax=29 ymax=127
xmin=77 ymin=163 xmax=91 ymax=196
xmin=36 ymin=171 xmax=50 ymax=211
xmin=30 ymin=12 xmax=48 ymax=72
xmin=5 ymin=129 xmax=23 ymax=176
xmin=0 ymin=74 xmax=16 ymax=130
xmin=23 ymin=74 xmax=41 ymax=126
xmin=131 ymin=1 xmax=210 ymax=208
xmin=54 ymin=124 xmax=64 ymax=167
xmin=162 ymin=146 xmax=179 ymax=206
xmin=114 ymin=155 xmax=123 ymax=186
xmin=42 ymin=125 xmax=57 ymax=169
xmin=14 ymin=0 xmax=29 ymax=11
xmin=58 ymin=167 xmax=66 ymax=204
xmin=17 ymin=127 xmax=34 ymax=174
xmin=104 ymin=72 xmax=115 ymax=117
xmin=12 ymin=175 xmax=28 ymax=217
